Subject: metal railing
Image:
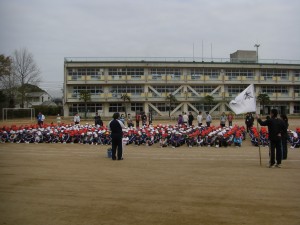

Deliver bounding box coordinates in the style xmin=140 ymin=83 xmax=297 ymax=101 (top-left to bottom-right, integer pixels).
xmin=64 ymin=57 xmax=300 ymax=65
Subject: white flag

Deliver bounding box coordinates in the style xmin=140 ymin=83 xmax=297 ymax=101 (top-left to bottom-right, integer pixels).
xmin=229 ymin=84 xmax=256 ymax=115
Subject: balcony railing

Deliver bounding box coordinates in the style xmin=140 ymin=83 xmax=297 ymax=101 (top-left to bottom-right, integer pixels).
xmin=65 ymin=57 xmax=300 ymax=65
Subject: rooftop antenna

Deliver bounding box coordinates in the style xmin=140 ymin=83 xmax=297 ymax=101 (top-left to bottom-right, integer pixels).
xmin=202 ymin=40 xmax=204 ymax=62
xmin=254 ymin=43 xmax=260 ymax=63
xmin=210 ymin=43 xmax=213 ymax=61
xmin=193 ymin=43 xmax=195 ymax=62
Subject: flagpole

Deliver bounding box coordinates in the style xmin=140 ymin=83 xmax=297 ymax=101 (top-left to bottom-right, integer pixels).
xmin=256 ymin=118 xmax=262 ymax=166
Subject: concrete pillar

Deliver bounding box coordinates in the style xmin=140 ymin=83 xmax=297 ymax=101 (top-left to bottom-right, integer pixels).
xmin=289 ymin=102 xmax=294 ymax=114
xmin=144 ymin=102 xmax=149 ymax=113
xmin=103 ymin=103 xmax=110 ymax=117
xmin=183 ymin=103 xmax=188 ymax=113
xmin=63 ymin=104 xmax=69 ymax=117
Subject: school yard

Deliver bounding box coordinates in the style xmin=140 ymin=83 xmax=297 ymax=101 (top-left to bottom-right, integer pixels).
xmin=0 ymin=118 xmax=299 ymax=225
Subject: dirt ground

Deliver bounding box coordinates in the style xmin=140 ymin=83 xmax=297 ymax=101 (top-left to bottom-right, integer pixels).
xmin=0 ymin=118 xmax=300 ymax=225
xmin=0 ymin=138 xmax=299 ymax=225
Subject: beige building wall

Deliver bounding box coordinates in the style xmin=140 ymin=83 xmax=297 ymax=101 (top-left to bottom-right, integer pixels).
xmin=63 ymin=58 xmax=300 ymax=118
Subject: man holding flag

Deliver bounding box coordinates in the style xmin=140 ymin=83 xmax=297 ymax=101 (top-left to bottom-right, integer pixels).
xmin=256 ymin=109 xmax=286 ymax=168
xmin=229 ymin=84 xmax=262 ymax=164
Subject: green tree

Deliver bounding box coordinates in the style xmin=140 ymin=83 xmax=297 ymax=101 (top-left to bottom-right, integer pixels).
xmin=0 ymin=55 xmax=16 ymax=108
xmin=166 ymin=93 xmax=177 ymax=118
xmin=120 ymin=93 xmax=131 ymax=117
xmin=0 ymin=54 xmax=11 ymax=78
xmin=79 ymin=90 xmax=91 ymax=119
xmin=257 ymin=93 xmax=270 ymax=115
xmin=203 ymin=95 xmax=215 ymax=110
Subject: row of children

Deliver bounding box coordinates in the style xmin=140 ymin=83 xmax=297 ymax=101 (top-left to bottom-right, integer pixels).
xmin=249 ymin=126 xmax=300 ymax=148
xmin=0 ymin=122 xmax=244 ymax=147
xmin=1 ymin=123 xmax=299 ymax=149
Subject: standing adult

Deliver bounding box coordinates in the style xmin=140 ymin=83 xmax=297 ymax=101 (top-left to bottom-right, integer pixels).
xmin=37 ymin=112 xmax=45 ymax=127
xmin=197 ymin=111 xmax=203 ymax=126
xmin=74 ymin=113 xmax=80 ymax=125
xmin=220 ymin=112 xmax=227 ymax=128
xmin=227 ymin=112 xmax=234 ymax=126
xmin=148 ymin=110 xmax=153 ymax=125
xmin=94 ymin=112 xmax=102 ymax=126
xmin=120 ymin=114 xmax=125 ymax=125
xmin=177 ymin=114 xmax=183 ymax=125
xmin=108 ymin=112 xmax=126 ymax=160
xmin=257 ymin=109 xmax=286 ymax=168
xmin=280 ymin=114 xmax=289 ymax=160
xmin=245 ymin=112 xmax=254 ymax=132
xmin=56 ymin=114 xmax=61 ymax=126
xmin=127 ymin=114 xmax=133 ymax=127
xmin=135 ymin=112 xmax=141 ymax=128
xmin=188 ymin=112 xmax=194 ymax=127
xmin=183 ymin=112 xmax=188 ymax=125
xmin=205 ymin=111 xmax=212 ymax=127
xmin=141 ymin=112 xmax=147 ymax=126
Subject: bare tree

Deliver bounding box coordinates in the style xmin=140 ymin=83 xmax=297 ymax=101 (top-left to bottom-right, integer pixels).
xmin=12 ymin=48 xmax=41 ymax=108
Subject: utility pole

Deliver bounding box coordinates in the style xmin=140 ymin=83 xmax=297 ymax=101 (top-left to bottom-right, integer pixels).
xmin=254 ymin=43 xmax=260 ymax=63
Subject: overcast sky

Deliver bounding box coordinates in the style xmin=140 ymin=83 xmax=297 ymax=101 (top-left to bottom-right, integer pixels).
xmin=1 ymin=0 xmax=300 ymax=97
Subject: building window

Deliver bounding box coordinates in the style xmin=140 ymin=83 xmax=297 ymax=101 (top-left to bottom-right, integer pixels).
xmin=108 ymin=68 xmax=144 ymax=80
xmin=127 ymin=68 xmax=144 ymax=79
xmin=150 ymin=68 xmax=181 ymax=75
xmin=71 ymin=86 xmax=103 ymax=97
xmin=190 ymin=68 xmax=219 ymax=79
xmin=261 ymin=69 xmax=288 ymax=80
xmin=261 ymin=86 xmax=288 ymax=94
xmin=151 ymin=103 xmax=176 ymax=112
xmin=294 ymin=103 xmax=300 ymax=113
xmin=110 ymin=85 xmax=143 ymax=96
xmin=151 ymin=85 xmax=180 ymax=94
xmin=131 ymin=103 xmax=143 ymax=112
xmin=109 ymin=103 xmax=125 ymax=112
xmin=190 ymin=85 xmax=217 ymax=96
xmin=68 ymin=68 xmax=104 ymax=80
xmin=188 ymin=103 xmax=203 ymax=111
xmin=203 ymin=104 xmax=220 ymax=112
xmin=204 ymin=69 xmax=219 ymax=78
xmin=225 ymin=69 xmax=254 ymax=80
xmin=150 ymin=68 xmax=181 ymax=80
xmin=294 ymin=85 xmax=300 ymax=93
xmin=227 ymin=85 xmax=248 ymax=96
xmin=69 ymin=103 xmax=102 ymax=115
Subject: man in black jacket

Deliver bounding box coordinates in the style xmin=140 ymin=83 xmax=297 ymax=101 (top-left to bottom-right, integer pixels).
xmin=245 ymin=112 xmax=254 ymax=132
xmin=108 ymin=112 xmax=126 ymax=160
xmin=257 ymin=109 xmax=286 ymax=168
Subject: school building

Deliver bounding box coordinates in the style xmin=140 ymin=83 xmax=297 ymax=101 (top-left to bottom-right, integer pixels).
xmin=63 ymin=51 xmax=300 ymax=118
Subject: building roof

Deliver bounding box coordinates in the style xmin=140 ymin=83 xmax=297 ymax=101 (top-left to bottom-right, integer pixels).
xmin=26 ymin=92 xmax=49 ymax=97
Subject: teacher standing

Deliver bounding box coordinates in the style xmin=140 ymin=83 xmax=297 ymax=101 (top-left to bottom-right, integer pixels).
xmin=108 ymin=112 xmax=126 ymax=160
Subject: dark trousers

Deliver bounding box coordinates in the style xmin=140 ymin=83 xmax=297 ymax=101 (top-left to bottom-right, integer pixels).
xmin=270 ymin=140 xmax=282 ymax=165
xmin=246 ymin=124 xmax=252 ymax=132
xmin=206 ymin=122 xmax=211 ymax=127
xmin=111 ymin=136 xmax=123 ymax=160
xmin=282 ymin=138 xmax=288 ymax=160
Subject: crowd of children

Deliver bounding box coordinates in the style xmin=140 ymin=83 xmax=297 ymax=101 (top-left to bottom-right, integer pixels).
xmin=0 ymin=122 xmax=299 ymax=149
xmin=249 ymin=126 xmax=300 ymax=148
